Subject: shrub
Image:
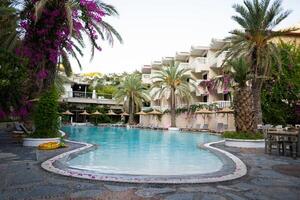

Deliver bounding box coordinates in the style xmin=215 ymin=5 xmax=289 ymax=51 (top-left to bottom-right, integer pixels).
xmin=32 ymin=86 xmax=60 ymax=138
xmin=223 ymin=131 xmax=264 ymax=140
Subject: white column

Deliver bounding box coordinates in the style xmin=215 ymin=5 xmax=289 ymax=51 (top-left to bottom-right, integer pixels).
xmin=92 ymin=90 xmax=97 ymax=99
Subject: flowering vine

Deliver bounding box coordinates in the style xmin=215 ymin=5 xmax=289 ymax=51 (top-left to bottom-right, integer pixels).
xmin=17 ymin=0 xmax=112 ymax=90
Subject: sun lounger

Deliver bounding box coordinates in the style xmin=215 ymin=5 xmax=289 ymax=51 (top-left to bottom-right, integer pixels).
xmin=216 ymin=123 xmax=224 ymax=133
xmin=200 ymin=124 xmax=209 ymax=131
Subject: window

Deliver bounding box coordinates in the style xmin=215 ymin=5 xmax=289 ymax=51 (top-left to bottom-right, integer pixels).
xmin=203 ymin=95 xmax=208 ymax=102
xmin=224 ymin=93 xmax=230 ymax=101
xmin=203 ymin=74 xmax=208 ymax=80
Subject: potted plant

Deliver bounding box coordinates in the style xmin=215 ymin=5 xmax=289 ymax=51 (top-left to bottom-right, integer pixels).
xmin=23 ymin=87 xmax=61 ymax=147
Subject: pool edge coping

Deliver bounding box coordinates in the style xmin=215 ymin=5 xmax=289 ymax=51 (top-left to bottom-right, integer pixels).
xmin=41 ymin=130 xmax=247 ymax=184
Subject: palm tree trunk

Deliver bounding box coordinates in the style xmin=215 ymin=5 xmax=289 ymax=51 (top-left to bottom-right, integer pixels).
xmin=128 ymin=95 xmax=134 ymax=125
xmin=252 ymin=79 xmax=263 ymax=130
xmin=234 ymin=86 xmax=255 ymax=132
xmin=250 ymin=47 xmax=263 ymax=132
xmin=170 ymin=87 xmax=176 ymax=127
xmin=43 ymin=62 xmax=57 ymax=90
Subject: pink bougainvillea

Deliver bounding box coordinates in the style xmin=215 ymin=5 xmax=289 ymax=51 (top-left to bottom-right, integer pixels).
xmin=18 ymin=0 xmax=106 ymax=81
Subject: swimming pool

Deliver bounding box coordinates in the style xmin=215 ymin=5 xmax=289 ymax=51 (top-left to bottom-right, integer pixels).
xmin=62 ymin=126 xmax=224 ymax=176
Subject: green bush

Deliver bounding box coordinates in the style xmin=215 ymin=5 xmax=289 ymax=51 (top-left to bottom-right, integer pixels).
xmin=32 ymin=86 xmax=60 ymax=138
xmin=223 ymin=131 xmax=264 ymax=140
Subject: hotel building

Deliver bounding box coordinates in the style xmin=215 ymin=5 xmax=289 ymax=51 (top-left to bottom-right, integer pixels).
xmin=140 ymin=39 xmax=235 ymax=131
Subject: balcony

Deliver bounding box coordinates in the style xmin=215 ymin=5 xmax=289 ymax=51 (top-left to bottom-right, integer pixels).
xmin=142 ymin=74 xmax=151 ymax=84
xmin=61 ymin=91 xmax=121 ymax=105
xmin=209 ymin=52 xmax=227 ymax=69
xmin=178 ymin=62 xmax=190 ymax=69
xmin=190 ymin=57 xmax=209 ymax=73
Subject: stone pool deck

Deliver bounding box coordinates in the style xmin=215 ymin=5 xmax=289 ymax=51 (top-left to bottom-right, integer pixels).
xmin=0 ymin=130 xmax=300 ymax=200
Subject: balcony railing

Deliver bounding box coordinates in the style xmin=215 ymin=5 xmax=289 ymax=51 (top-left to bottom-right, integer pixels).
xmin=63 ymin=91 xmax=113 ymax=100
xmin=143 ymin=101 xmax=232 ymax=112
xmin=190 ymin=57 xmax=209 ymax=73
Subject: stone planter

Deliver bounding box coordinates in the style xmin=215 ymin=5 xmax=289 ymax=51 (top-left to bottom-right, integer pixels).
xmin=168 ymin=127 xmax=180 ymax=131
xmin=23 ymin=137 xmax=61 ymax=147
xmin=225 ymin=138 xmax=265 ymax=148
xmin=23 ymin=130 xmax=65 ymax=147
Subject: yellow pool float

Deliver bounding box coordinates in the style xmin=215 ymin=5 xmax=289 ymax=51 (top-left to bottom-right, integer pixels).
xmin=38 ymin=142 xmax=60 ymax=150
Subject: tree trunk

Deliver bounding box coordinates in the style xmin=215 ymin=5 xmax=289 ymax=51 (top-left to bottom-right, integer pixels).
xmin=252 ymin=79 xmax=263 ymax=130
xmin=170 ymin=87 xmax=176 ymax=127
xmin=234 ymin=86 xmax=255 ymax=133
xmin=43 ymin=62 xmax=57 ymax=91
xmin=128 ymin=95 xmax=134 ymax=125
xmin=250 ymin=47 xmax=263 ymax=132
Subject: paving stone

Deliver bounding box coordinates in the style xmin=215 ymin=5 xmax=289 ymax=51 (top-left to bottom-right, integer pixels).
xmin=229 ymin=182 xmax=255 ymax=191
xmin=201 ymin=194 xmax=227 ymax=200
xmin=22 ymin=184 xmax=70 ymax=199
xmin=180 ymin=186 xmax=217 ymax=193
xmin=164 ymin=193 xmax=194 ymax=200
xmin=216 ymin=185 xmax=240 ymax=192
xmin=70 ymin=189 xmax=106 ymax=199
xmin=250 ymin=177 xmax=299 ymax=187
xmin=135 ymin=187 xmax=176 ymax=198
xmin=104 ymin=184 xmax=135 ymax=192
xmin=261 ymin=187 xmax=300 ymax=200
xmin=6 ymin=169 xmax=44 ymax=187
xmin=225 ymin=192 xmax=247 ymax=200
xmin=243 ymin=191 xmax=271 ymax=200
xmin=0 ymin=152 xmax=17 ymax=159
xmin=71 ymin=182 xmax=103 ymax=191
xmin=257 ymin=169 xmax=287 ymax=179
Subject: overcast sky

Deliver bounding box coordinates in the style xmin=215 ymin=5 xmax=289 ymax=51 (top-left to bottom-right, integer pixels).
xmin=71 ymin=0 xmax=300 ymax=74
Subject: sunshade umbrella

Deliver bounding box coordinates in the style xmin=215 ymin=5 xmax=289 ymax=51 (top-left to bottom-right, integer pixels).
xmin=91 ymin=110 xmax=102 ymax=124
xmin=107 ymin=110 xmax=117 ymax=115
xmin=148 ymin=110 xmax=162 ymax=127
xmin=79 ymin=110 xmax=90 ymax=122
xmin=135 ymin=111 xmax=147 ymax=115
xmin=61 ymin=110 xmax=74 ymax=123
xmin=195 ymin=108 xmax=214 ymax=114
xmin=195 ymin=108 xmax=214 ymax=124
xmin=120 ymin=111 xmax=129 ymax=116
xmin=91 ymin=110 xmax=102 ymax=115
xmin=217 ymin=107 xmax=234 ymax=126
xmin=148 ymin=110 xmax=162 ymax=115
xmin=61 ymin=110 xmax=74 ymax=115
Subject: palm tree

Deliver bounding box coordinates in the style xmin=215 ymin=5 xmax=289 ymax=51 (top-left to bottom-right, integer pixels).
xmin=8 ymin=0 xmax=122 ymax=93
xmin=114 ymin=74 xmax=149 ymax=125
xmin=222 ymin=0 xmax=298 ymax=130
xmin=220 ymin=58 xmax=255 ymax=132
xmin=0 ymin=0 xmax=20 ymax=51
xmin=151 ymin=61 xmax=196 ymax=127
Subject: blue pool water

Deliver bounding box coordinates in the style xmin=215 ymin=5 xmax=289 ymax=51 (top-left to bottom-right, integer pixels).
xmin=62 ymin=126 xmax=223 ymax=175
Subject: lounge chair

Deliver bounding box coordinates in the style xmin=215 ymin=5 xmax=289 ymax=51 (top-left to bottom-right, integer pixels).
xmin=216 ymin=123 xmax=224 ymax=133
xmin=195 ymin=124 xmax=202 ymax=131
xmin=200 ymin=124 xmax=209 ymax=131
xmin=223 ymin=124 xmax=228 ymax=131
xmin=11 ymin=122 xmax=32 ymax=143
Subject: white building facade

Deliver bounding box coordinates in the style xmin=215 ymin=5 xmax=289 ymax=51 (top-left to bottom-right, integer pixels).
xmin=140 ymin=39 xmax=235 ymax=131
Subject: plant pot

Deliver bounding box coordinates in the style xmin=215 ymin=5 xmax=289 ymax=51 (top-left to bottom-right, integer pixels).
xmin=23 ymin=138 xmax=60 ymax=147
xmin=225 ymin=138 xmax=265 ymax=148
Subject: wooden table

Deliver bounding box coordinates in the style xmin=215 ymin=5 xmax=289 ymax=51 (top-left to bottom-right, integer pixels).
xmin=266 ymin=130 xmax=300 ymax=158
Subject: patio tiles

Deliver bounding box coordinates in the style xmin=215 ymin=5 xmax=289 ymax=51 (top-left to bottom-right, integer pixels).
xmin=179 ymin=186 xmax=217 ymax=193
xmin=0 ymin=132 xmax=300 ymax=200
xmin=135 ymin=187 xmax=176 ymax=198
xmin=164 ymin=193 xmax=195 ymax=200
